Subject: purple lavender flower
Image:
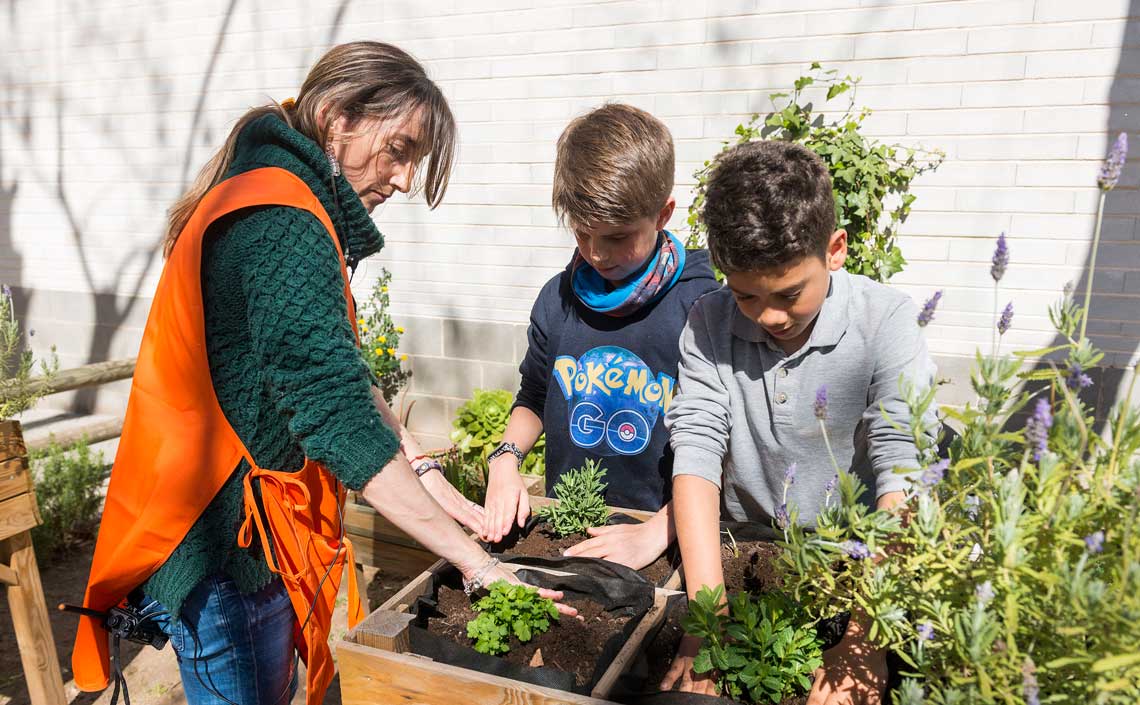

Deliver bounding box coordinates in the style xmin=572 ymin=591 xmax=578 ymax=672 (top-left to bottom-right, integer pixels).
xmin=814 ymin=385 xmax=829 ymax=420
xmin=1085 ymin=530 xmax=1105 ymax=554
xmin=825 ymin=474 xmax=839 ymax=496
xmin=1097 ymin=132 xmax=1128 ymax=191
xmin=919 ymin=459 xmax=950 ymax=490
xmin=991 ymin=233 xmax=1009 ymax=283
xmin=916 ymin=622 xmax=935 ymax=642
xmin=784 ymin=463 xmax=797 ymax=487
xmin=842 ymin=540 xmax=872 ymax=560
xmin=1022 ymin=658 xmax=1040 ymax=705
xmin=997 ymin=302 xmax=1014 ymax=335
xmin=1025 ymin=398 xmax=1053 ymax=461
xmin=975 ymin=580 xmax=995 ymax=605
xmin=774 ymin=503 xmax=789 ymax=529
xmin=917 ymin=290 xmax=942 ymax=327
xmin=1 ymin=284 xmax=10 ymax=300
xmin=1066 ymin=362 xmax=1093 ymax=390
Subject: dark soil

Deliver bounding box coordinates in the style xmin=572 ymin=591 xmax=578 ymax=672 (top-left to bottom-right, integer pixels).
xmin=425 ymin=585 xmax=631 ymax=687
xmin=502 ymin=522 xmax=676 ymax=584
xmin=721 ymin=540 xmax=783 ymax=595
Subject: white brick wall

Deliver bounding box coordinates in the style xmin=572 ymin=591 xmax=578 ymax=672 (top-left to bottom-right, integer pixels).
xmin=1 ymin=1 xmax=1138 ymax=432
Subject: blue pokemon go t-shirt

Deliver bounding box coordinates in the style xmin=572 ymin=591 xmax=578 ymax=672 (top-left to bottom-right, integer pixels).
xmin=514 ymin=249 xmax=719 ymax=511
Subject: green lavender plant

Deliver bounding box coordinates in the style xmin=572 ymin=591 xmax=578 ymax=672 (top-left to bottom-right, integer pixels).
xmin=466 ymin=580 xmax=559 ymax=656
xmin=450 ymin=388 xmax=546 ymax=477
xmin=687 ymin=63 xmax=943 ymax=282
xmin=683 ymin=585 xmax=824 ymax=704
xmin=537 ymin=458 xmax=610 ymax=537
xmin=358 ymin=268 xmax=412 ymax=404
xmin=0 ymin=285 xmax=58 ymax=420
xmin=780 ymin=135 xmax=1140 ymax=704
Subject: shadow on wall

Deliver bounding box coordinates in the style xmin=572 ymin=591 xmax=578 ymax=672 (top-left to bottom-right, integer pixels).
xmin=1035 ymin=5 xmax=1140 ymax=423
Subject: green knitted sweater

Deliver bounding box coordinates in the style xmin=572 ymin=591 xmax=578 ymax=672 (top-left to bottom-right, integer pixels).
xmin=142 ymin=114 xmax=399 ymax=619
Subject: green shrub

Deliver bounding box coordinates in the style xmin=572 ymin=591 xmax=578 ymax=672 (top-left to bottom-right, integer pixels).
xmin=687 ymin=63 xmax=943 ymax=283
xmin=537 ymin=458 xmax=609 ymax=537
xmin=358 ymin=268 xmax=411 ymax=405
xmin=683 ymin=585 xmax=824 ymax=704
xmin=466 ymin=580 xmax=559 ymax=655
xmin=1 ymin=284 xmax=58 ymax=421
xmin=450 ymin=388 xmax=545 ymax=476
xmin=29 ymin=437 xmax=107 ymax=557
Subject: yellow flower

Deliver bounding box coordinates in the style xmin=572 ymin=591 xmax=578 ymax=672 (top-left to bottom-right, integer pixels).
xmin=357 ymin=318 xmax=365 ymax=326
xmin=360 ymin=325 xmax=368 ymax=333
xmin=387 ymin=347 xmax=396 ymax=356
xmin=373 ymin=347 xmax=383 ymax=355
xmin=376 ymin=335 xmax=386 ymax=344
xmin=396 ymin=326 xmax=405 ymax=334
xmin=400 ymin=354 xmax=408 ymax=361
xmin=382 ymin=286 xmax=388 ymax=293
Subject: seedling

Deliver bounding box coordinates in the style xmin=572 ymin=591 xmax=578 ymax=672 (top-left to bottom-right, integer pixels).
xmin=683 ymin=585 xmax=823 ymax=704
xmin=537 ymin=458 xmax=610 ymax=537
xmin=466 ymin=580 xmax=559 ymax=656
xmin=722 ymin=527 xmax=741 ymax=558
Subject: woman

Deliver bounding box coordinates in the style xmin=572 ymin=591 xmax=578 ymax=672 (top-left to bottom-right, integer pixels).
xmin=72 ymin=41 xmax=568 ymax=705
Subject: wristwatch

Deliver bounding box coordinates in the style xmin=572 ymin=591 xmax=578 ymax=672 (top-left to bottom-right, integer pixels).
xmin=487 ymin=441 xmax=526 ymax=466
xmin=412 ymin=458 xmax=443 ymax=477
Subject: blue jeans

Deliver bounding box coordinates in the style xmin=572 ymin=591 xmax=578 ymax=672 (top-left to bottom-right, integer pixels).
xmin=146 ymin=576 xmax=298 ymax=705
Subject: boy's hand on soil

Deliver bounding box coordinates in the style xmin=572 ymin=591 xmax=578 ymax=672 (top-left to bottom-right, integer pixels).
xmin=482 ymin=459 xmax=530 ymax=543
xmin=660 ymin=635 xmax=718 ymax=695
xmin=806 ymin=633 xmax=887 ymax=705
xmin=421 ymin=469 xmax=485 ymax=534
xmin=563 ymin=521 xmax=667 ymax=570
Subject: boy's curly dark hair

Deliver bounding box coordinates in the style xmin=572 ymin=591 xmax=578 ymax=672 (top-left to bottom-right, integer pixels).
xmin=701 ymin=140 xmax=836 ymax=274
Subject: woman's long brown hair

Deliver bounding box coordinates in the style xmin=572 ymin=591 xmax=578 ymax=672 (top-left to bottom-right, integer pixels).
xmin=162 ymin=41 xmax=456 ymax=258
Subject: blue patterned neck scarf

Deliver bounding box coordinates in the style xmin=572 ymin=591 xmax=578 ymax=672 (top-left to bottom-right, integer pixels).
xmin=571 ymin=230 xmax=686 ymax=317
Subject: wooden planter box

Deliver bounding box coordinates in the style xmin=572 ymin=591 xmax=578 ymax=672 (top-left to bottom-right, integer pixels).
xmin=346 ymin=472 xmax=544 ymax=576
xmin=338 ymin=496 xmax=682 ymax=704
xmin=338 ymin=557 xmax=678 ymax=705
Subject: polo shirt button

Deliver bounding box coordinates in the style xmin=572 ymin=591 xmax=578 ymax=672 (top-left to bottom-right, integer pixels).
xmin=778 ymin=368 xmax=789 ymax=378
xmin=776 ymin=392 xmax=788 ymax=404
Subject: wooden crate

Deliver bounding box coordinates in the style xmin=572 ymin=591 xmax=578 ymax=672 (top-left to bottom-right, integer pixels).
xmin=339 ymin=558 xmax=676 ymax=705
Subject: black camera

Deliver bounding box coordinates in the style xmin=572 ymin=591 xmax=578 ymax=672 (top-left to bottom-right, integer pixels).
xmin=59 ymin=602 xmax=169 ymax=650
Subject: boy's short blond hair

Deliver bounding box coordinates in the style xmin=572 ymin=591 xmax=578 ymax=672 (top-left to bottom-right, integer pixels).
xmin=552 ymin=103 xmax=674 ymax=230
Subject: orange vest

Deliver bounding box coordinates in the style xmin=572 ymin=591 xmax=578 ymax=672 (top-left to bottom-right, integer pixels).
xmin=73 ymin=167 xmax=366 ymax=705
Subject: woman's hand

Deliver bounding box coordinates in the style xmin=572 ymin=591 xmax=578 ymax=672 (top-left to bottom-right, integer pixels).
xmin=563 ymin=518 xmax=668 ymax=570
xmin=419 ymin=468 xmax=485 ymax=535
xmin=481 ymin=456 xmax=530 ymax=543
xmin=475 ymin=562 xmax=579 ymax=618
xmin=660 ymin=634 xmax=718 ymax=694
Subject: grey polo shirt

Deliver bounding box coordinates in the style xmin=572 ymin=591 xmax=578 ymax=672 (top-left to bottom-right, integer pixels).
xmin=665 ymin=269 xmax=937 ymax=525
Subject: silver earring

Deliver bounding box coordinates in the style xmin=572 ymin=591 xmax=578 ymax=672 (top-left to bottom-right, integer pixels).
xmin=325 ymin=143 xmax=341 ymax=177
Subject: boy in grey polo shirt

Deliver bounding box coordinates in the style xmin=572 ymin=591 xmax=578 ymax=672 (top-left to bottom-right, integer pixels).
xmin=660 ymin=141 xmax=937 ymax=703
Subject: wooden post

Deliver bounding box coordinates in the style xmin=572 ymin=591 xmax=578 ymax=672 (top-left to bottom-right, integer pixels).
xmin=352 ymin=610 xmax=415 ymax=653
xmin=1 ymin=531 xmax=66 ymax=705
xmin=0 ymin=419 xmax=66 ymax=705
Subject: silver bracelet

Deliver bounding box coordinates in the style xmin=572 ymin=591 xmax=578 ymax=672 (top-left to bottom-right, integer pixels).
xmin=462 ymin=556 xmax=500 ymax=596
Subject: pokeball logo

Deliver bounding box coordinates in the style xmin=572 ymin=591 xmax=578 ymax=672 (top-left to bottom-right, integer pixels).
xmin=554 ymin=346 xmax=672 ymax=457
